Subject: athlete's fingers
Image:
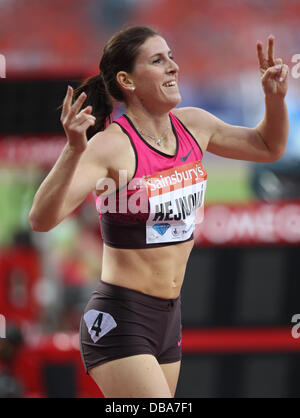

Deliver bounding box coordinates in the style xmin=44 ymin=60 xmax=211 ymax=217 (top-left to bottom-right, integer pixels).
xmin=267 ymin=35 xmax=275 ymax=66
xmin=279 ymin=64 xmax=289 ymax=82
xmin=273 ymin=59 xmax=283 ymax=81
xmin=61 ymin=86 xmax=73 ymax=121
xmin=75 ymin=113 xmax=96 ymax=126
xmin=66 ymin=92 xmax=87 ymax=122
xmin=76 ymin=118 xmax=96 ymax=133
xmin=261 ymin=65 xmax=282 ymax=85
xmin=66 ymin=114 xmax=95 ymax=139
xmin=75 ymin=106 xmax=93 ymax=118
xmin=274 ymin=58 xmax=283 ymax=66
xmin=257 ymin=41 xmax=266 ymax=68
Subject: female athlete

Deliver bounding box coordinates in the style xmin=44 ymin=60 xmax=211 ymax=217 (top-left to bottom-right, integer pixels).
xmin=29 ymin=26 xmax=289 ymax=398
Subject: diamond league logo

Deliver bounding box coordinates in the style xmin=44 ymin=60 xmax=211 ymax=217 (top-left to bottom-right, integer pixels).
xmin=152 ymin=223 xmax=171 ymax=236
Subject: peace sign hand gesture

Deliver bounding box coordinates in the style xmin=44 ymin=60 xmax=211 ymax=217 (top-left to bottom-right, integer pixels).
xmin=60 ymin=86 xmax=96 ymax=153
xmin=257 ymin=35 xmax=289 ymax=98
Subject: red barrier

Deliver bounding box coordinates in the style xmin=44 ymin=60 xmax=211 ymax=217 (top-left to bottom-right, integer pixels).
xmin=0 ymin=135 xmax=65 ymax=167
xmin=0 ymin=247 xmax=41 ymax=325
xmin=182 ymin=327 xmax=300 ymax=353
xmin=11 ymin=332 xmax=102 ymax=398
xmin=195 ymin=201 xmax=300 ymax=246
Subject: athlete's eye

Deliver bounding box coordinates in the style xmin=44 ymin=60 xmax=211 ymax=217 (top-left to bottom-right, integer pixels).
xmin=152 ymin=58 xmax=161 ymax=64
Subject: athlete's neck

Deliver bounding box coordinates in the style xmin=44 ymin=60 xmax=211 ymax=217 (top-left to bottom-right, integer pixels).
xmin=125 ymin=106 xmax=173 ymax=141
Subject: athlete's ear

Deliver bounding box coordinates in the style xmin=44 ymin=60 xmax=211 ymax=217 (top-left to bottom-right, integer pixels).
xmin=116 ymin=71 xmax=135 ymax=94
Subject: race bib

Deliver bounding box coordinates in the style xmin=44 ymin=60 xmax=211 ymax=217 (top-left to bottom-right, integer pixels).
xmin=83 ymin=309 xmax=117 ymax=343
xmin=143 ymin=160 xmax=207 ymax=244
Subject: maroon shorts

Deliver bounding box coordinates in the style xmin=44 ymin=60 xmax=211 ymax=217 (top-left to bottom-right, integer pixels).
xmin=79 ymin=279 xmax=182 ymax=373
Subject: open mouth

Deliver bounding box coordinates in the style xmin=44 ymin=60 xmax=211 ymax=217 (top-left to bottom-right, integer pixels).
xmin=163 ymin=81 xmax=177 ymax=87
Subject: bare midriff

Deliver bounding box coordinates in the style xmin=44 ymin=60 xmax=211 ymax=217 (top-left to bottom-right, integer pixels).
xmin=101 ymin=239 xmax=194 ymax=299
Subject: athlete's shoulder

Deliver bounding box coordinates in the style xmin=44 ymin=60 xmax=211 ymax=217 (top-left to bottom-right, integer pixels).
xmin=88 ymin=122 xmax=130 ymax=151
xmin=172 ymin=107 xmax=217 ymax=129
xmin=172 ymin=107 xmax=219 ymax=136
xmin=172 ymin=107 xmax=221 ymax=153
xmin=81 ymin=121 xmax=132 ymax=171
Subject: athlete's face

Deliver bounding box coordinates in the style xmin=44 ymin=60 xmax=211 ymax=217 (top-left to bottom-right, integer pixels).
xmin=131 ymin=36 xmax=181 ymax=109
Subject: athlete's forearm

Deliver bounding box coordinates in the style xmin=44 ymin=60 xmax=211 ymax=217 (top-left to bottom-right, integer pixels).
xmin=256 ymin=95 xmax=289 ymax=160
xmin=29 ymin=143 xmax=84 ymax=231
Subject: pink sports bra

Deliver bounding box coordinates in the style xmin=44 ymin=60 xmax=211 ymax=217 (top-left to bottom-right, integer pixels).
xmin=95 ymin=112 xmax=207 ymax=249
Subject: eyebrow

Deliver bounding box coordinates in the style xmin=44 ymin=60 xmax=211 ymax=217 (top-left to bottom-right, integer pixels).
xmin=150 ymin=50 xmax=173 ymax=58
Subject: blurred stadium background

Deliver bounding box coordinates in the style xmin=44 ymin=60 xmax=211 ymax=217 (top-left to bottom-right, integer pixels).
xmin=0 ymin=0 xmax=300 ymax=398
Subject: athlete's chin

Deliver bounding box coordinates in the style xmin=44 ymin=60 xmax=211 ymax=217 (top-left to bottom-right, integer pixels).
xmin=152 ymin=92 xmax=181 ymax=112
xmin=165 ymin=93 xmax=181 ymax=109
xmin=174 ymin=95 xmax=182 ymax=107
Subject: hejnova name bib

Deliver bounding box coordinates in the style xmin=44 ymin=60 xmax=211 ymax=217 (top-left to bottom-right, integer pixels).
xmin=143 ymin=160 xmax=207 ymax=244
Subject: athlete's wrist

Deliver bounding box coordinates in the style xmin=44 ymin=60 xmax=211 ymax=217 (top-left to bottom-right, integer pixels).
xmin=65 ymin=141 xmax=87 ymax=156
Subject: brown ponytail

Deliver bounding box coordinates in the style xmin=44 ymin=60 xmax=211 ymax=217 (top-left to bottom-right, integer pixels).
xmin=72 ymin=73 xmax=113 ymax=139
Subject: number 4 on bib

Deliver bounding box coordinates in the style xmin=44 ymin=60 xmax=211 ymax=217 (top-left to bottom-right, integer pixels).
xmin=91 ymin=313 xmax=103 ymax=337
xmin=83 ymin=309 xmax=117 ymax=343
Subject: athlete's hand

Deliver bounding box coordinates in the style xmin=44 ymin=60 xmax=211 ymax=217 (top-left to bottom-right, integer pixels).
xmin=257 ymin=35 xmax=289 ymax=97
xmin=60 ymin=86 xmax=96 ymax=152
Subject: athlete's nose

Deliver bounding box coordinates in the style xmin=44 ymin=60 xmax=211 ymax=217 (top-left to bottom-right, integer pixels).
xmin=167 ymin=57 xmax=179 ymax=74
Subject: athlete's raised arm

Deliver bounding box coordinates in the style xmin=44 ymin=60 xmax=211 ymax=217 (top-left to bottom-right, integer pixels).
xmin=176 ymin=35 xmax=289 ymax=163
xmin=29 ymin=86 xmax=110 ymax=232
